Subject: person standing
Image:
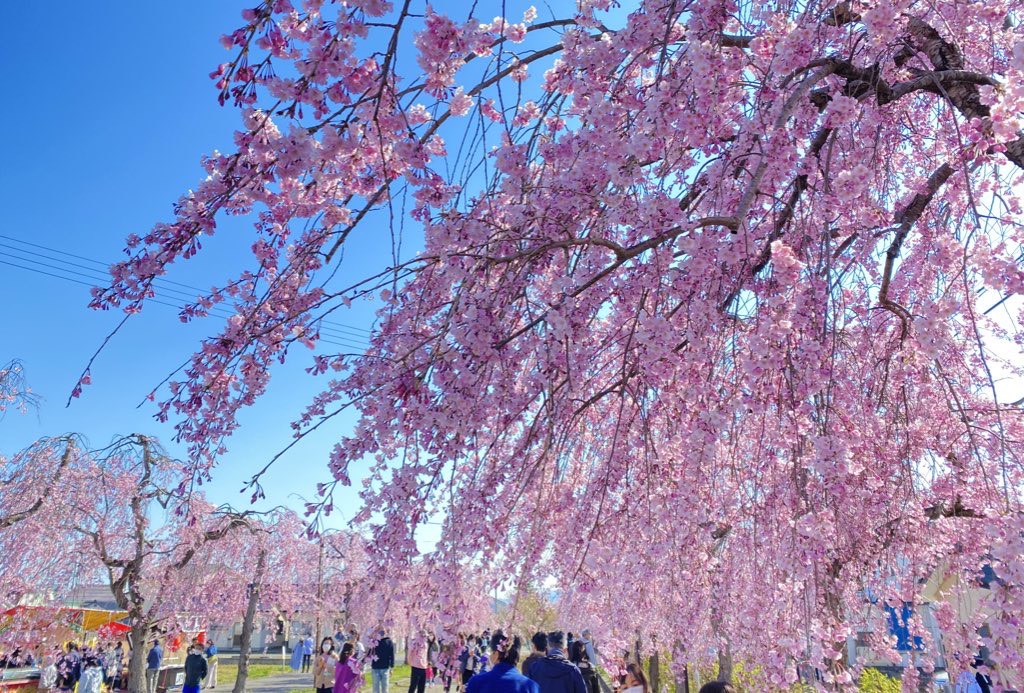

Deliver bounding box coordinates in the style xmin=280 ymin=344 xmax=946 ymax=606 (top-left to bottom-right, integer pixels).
xmin=203 ymin=640 xmax=219 ymax=689
xmin=577 ymin=632 xmax=599 ymax=670
xmin=526 ymin=632 xmax=585 ymax=693
xmin=182 ymin=643 xmax=208 ymax=693
xmin=521 ymin=634 xmax=547 ymax=678
xmin=370 ymin=630 xmax=395 ymax=693
xmin=459 ymin=636 xmax=480 ymax=692
xmin=333 ymin=644 xmax=360 ymax=693
xmin=56 ymin=643 xmax=82 ymax=692
xmin=78 ymin=654 xmax=105 ymax=693
xmin=314 ymin=638 xmax=339 ymax=693
xmin=41 ymin=647 xmax=60 ymax=692
xmin=466 ymin=631 xmax=539 ymax=693
xmin=303 ymin=634 xmax=315 ymax=674
xmin=109 ymin=642 xmax=125 ymax=690
xmin=146 ymin=640 xmax=163 ymax=693
xmin=567 ymin=643 xmax=597 ymax=693
xmin=408 ymin=634 xmax=429 ymax=693
xmin=348 ymin=628 xmax=366 ymax=662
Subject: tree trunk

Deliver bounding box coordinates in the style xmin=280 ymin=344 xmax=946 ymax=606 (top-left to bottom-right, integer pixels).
xmin=649 ymin=651 xmax=661 ymax=693
xmin=233 ymin=548 xmax=268 ymax=693
xmin=127 ymin=620 xmax=149 ymax=693
xmin=672 ymin=641 xmax=688 ymax=693
xmin=716 ymin=647 xmax=733 ymax=683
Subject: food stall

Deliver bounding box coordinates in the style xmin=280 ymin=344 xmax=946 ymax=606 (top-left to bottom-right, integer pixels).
xmin=0 ymin=607 xmax=130 ymax=692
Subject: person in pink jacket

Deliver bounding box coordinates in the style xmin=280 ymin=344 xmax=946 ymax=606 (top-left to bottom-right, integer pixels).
xmin=334 ymin=644 xmax=361 ymax=693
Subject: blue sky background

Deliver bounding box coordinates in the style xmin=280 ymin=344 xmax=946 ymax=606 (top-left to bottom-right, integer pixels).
xmin=0 ymin=2 xmax=390 ymax=524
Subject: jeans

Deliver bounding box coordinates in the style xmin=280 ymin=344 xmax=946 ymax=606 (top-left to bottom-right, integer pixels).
xmin=408 ymin=667 xmax=427 ymax=693
xmin=146 ymin=668 xmax=159 ymax=693
xmin=372 ymin=668 xmax=390 ymax=693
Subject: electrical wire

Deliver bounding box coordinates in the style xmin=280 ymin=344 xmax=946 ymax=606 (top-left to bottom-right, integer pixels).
xmin=0 ymin=234 xmax=373 ymax=339
xmin=0 ymin=251 xmax=370 ymax=353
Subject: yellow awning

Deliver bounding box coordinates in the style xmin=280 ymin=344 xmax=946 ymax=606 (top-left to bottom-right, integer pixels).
xmin=81 ymin=609 xmax=129 ymax=631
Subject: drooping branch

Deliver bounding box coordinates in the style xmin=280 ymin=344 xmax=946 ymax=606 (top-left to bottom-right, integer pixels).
xmin=878 ymin=162 xmax=955 ymax=337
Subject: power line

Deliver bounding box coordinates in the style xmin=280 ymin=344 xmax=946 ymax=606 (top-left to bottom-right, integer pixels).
xmin=0 ymin=244 xmax=369 ymax=346
xmin=0 ymin=255 xmax=370 ymax=353
xmin=0 ymin=234 xmax=373 ymax=337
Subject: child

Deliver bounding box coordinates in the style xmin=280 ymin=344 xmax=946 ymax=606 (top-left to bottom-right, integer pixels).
xmin=183 ymin=643 xmax=209 ymax=693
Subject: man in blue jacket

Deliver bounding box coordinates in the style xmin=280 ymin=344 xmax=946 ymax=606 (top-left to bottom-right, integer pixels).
xmin=467 ymin=631 xmax=539 ymax=693
xmin=527 ymin=632 xmax=586 ymax=693
xmin=146 ymin=640 xmax=163 ymax=693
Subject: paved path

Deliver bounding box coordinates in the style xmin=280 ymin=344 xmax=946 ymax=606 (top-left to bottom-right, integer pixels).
xmin=241 ymin=670 xmax=423 ymax=693
xmin=243 ymin=671 xmax=311 ymax=693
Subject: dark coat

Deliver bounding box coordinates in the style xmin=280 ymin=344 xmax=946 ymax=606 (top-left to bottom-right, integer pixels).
xmin=574 ymin=660 xmax=599 ymax=693
xmin=147 ymin=646 xmax=163 ymax=670
xmin=372 ymin=637 xmax=395 ymax=670
xmin=184 ymin=653 xmax=208 ymax=687
xmin=521 ymin=653 xmax=544 ymax=677
xmin=468 ymin=663 xmax=541 ymax=693
xmin=526 ymin=652 xmax=587 ymax=693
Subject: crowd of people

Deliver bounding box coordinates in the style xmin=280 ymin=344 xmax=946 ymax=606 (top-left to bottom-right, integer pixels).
xmin=0 ymin=636 xmax=219 ymax=693
xmin=302 ymin=627 xmax=733 ymax=693
xmin=25 ymin=641 xmax=130 ymax=693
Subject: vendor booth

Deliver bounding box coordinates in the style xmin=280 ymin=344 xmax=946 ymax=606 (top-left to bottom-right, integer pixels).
xmin=0 ymin=607 xmax=130 ymax=692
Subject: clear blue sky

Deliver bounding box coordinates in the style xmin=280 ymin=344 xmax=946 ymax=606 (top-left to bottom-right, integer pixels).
xmin=0 ymin=2 xmax=387 ymax=521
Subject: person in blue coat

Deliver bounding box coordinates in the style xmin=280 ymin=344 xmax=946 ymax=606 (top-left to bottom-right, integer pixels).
xmin=466 ymin=631 xmax=539 ymax=693
xmin=526 ymin=632 xmax=586 ymax=693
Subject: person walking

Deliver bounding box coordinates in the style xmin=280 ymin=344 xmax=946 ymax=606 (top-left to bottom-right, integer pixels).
xmin=567 ymin=643 xmax=597 ymax=693
xmin=526 ymin=632 xmax=586 ymax=693
xmin=203 ymin=640 xmax=219 ymax=689
xmin=333 ymin=644 xmax=360 ymax=693
xmin=521 ymin=634 xmax=547 ymax=677
xmin=466 ymin=631 xmax=539 ymax=693
xmin=314 ymin=638 xmax=339 ymax=693
xmin=427 ymin=636 xmax=440 ymax=685
xmin=370 ymin=630 xmax=395 ymax=693
xmin=408 ymin=634 xmax=429 ymax=693
xmin=182 ymin=643 xmax=209 ymax=693
xmin=146 ymin=640 xmax=163 ymax=693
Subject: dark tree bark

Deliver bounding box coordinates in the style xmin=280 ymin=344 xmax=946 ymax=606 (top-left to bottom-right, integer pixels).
xmin=233 ymin=547 xmax=268 ymax=693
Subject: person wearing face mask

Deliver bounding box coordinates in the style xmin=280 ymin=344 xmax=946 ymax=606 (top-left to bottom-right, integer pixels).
xmin=314 ymin=638 xmax=339 ymax=693
xmin=183 ymin=644 xmax=209 ymax=693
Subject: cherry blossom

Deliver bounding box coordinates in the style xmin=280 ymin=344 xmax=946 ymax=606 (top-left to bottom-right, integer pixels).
xmin=88 ymin=0 xmax=1024 ymax=688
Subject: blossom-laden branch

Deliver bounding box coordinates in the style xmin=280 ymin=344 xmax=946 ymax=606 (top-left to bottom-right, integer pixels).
xmin=84 ymin=0 xmax=1024 ymax=687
